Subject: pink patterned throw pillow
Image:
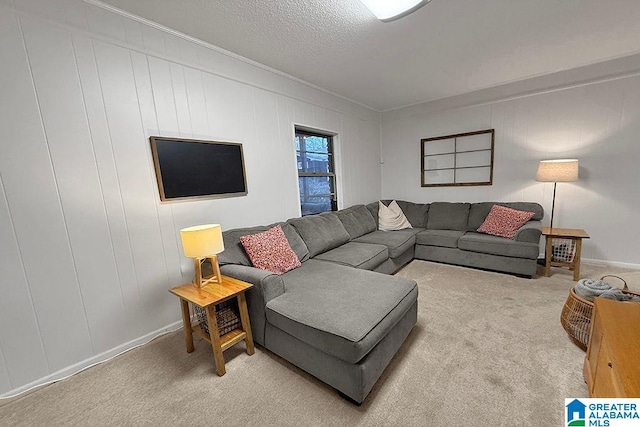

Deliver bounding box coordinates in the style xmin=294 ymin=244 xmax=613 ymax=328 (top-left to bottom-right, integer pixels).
xmin=477 ymin=205 xmax=535 ymax=239
xmin=239 ymin=225 xmax=301 ymax=274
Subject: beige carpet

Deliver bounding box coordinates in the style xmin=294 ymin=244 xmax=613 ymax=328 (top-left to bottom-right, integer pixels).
xmin=1 ymin=261 xmax=638 ymax=426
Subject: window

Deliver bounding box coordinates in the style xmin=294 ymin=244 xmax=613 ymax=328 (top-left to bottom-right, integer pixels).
xmin=295 ymin=129 xmax=337 ymax=216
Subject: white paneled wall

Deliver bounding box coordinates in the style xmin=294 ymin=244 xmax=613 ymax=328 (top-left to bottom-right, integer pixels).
xmin=381 ymin=75 xmax=640 ymax=266
xmin=0 ymin=0 xmax=381 ymax=396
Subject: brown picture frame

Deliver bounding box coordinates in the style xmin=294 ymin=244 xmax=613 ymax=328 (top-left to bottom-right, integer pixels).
xmin=150 ymin=136 xmax=248 ymax=202
xmin=420 ymin=129 xmax=495 ymax=187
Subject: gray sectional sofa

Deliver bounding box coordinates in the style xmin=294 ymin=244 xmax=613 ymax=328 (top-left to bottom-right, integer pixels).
xmin=216 ymin=200 xmax=543 ymax=403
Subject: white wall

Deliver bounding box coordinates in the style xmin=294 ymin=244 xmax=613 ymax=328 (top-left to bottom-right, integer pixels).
xmin=0 ymin=0 xmax=381 ymax=396
xmin=381 ymin=73 xmax=640 ymax=266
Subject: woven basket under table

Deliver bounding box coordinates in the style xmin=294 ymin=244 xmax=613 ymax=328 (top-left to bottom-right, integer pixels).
xmin=193 ymin=299 xmax=241 ymax=337
xmin=560 ymin=275 xmax=638 ymax=351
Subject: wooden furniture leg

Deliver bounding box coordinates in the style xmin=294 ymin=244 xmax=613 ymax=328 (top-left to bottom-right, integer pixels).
xmin=544 ymin=235 xmax=553 ymax=277
xmin=573 ymin=238 xmax=583 ymax=282
xmin=180 ymin=299 xmax=194 ymax=353
xmin=205 ymin=304 xmax=226 ymax=376
xmin=237 ymin=292 xmax=255 ymax=355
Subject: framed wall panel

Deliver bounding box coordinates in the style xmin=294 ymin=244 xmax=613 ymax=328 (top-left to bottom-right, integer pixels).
xmin=421 ymin=129 xmax=494 ymax=187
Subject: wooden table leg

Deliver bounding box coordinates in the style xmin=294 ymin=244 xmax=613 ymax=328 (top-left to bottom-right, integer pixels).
xmin=237 ymin=292 xmax=255 ymax=356
xmin=205 ymin=304 xmax=226 ymax=376
xmin=573 ymin=238 xmax=583 ymax=282
xmin=544 ymin=236 xmax=553 ymax=277
xmin=180 ymin=299 xmax=194 ymax=353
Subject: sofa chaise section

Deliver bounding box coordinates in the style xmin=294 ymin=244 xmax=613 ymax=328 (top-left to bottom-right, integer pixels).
xmin=266 ymin=259 xmax=417 ymax=364
xmin=264 ymin=261 xmax=417 ymax=403
xmin=265 ymin=299 xmax=417 ymax=404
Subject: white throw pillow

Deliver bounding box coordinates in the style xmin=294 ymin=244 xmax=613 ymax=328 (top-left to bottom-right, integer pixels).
xmin=378 ymin=200 xmax=412 ymax=231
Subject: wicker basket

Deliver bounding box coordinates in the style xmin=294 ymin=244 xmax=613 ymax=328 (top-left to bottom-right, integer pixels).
xmin=560 ymin=275 xmax=638 ymax=351
xmin=193 ymin=299 xmax=241 ymax=337
xmin=551 ymin=238 xmax=576 ymax=262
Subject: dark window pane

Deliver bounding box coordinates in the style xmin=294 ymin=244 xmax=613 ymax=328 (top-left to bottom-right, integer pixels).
xmin=298 ymin=176 xmax=332 ymax=196
xmin=301 ymin=196 xmax=333 ymax=216
xmin=297 ymin=152 xmax=330 ymax=173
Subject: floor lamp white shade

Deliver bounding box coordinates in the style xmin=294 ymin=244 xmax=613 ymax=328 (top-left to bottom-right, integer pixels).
xmin=536 ymin=159 xmax=578 ymax=228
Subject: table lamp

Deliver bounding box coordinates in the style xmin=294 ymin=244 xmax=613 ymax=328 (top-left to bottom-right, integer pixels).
xmin=180 ymin=224 xmax=224 ymax=288
xmin=536 ymin=159 xmax=578 ymax=229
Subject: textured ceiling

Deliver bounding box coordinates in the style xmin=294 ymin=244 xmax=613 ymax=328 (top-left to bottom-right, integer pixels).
xmin=100 ymin=0 xmax=640 ymax=111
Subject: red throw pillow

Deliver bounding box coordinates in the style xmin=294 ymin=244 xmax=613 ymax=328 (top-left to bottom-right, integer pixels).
xmin=477 ymin=205 xmax=535 ymax=239
xmin=239 ymin=225 xmax=301 ymax=274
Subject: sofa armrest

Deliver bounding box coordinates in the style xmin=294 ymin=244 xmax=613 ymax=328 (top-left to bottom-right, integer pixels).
xmin=514 ymin=220 xmax=542 ymax=243
xmin=220 ymin=264 xmax=285 ymax=346
xmin=221 ymin=264 xmax=285 ymax=302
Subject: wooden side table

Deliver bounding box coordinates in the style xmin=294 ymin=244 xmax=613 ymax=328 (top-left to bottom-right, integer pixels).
xmin=170 ymin=275 xmax=254 ymax=376
xmin=542 ymin=227 xmax=590 ymax=281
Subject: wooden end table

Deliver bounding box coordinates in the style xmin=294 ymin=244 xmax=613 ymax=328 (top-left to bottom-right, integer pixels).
xmin=542 ymin=227 xmax=590 ymax=281
xmin=170 ymin=275 xmax=254 ymax=376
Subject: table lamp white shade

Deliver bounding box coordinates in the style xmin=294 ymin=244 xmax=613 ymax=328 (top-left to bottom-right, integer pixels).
xmin=535 ymin=159 xmax=578 ymax=229
xmin=180 ymin=224 xmax=224 ymax=258
xmin=180 ymin=224 xmax=224 ymax=287
xmin=536 ymin=159 xmax=578 ymax=182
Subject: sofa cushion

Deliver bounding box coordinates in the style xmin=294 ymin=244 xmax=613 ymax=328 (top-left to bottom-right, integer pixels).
xmin=378 ymin=201 xmax=412 ymax=231
xmin=366 ymin=202 xmax=379 ymax=226
xmin=468 ymin=202 xmax=544 ymax=231
xmin=427 ymin=202 xmax=471 ymax=231
xmin=288 ymin=213 xmax=351 ymax=258
xmin=218 ymin=223 xmax=309 ymax=266
xmin=336 ymin=205 xmax=377 ymax=239
xmin=239 ymin=225 xmax=301 ymax=274
xmin=353 ymin=228 xmax=422 ymax=258
xmin=314 ymin=242 xmax=388 ymax=270
xmin=266 ymin=260 xmax=418 ymax=363
xmin=415 ymin=230 xmax=465 ymax=248
xmin=395 ymin=200 xmax=429 ymax=228
xmin=477 ymin=205 xmax=535 ymax=239
xmin=458 ymin=232 xmax=540 ymax=259
xmin=280 ymin=223 xmax=311 ymax=262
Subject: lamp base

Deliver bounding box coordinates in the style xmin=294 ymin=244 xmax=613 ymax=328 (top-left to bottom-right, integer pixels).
xmin=193 ymin=255 xmax=222 ymax=288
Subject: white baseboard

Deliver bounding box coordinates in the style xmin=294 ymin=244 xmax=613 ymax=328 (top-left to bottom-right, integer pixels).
xmin=537 ymin=252 xmax=640 ymax=270
xmin=0 ymin=320 xmax=183 ymax=402
xmin=581 ymin=258 xmax=640 ymax=270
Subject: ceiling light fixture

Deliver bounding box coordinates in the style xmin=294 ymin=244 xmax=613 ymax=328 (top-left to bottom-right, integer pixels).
xmin=359 ymin=0 xmax=431 ymax=22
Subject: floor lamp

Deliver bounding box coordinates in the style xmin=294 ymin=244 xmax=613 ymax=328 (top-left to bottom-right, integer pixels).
xmin=536 ymin=159 xmax=579 ymax=229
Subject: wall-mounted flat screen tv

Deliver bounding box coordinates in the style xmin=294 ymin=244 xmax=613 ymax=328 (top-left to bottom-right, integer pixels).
xmin=150 ymin=136 xmax=248 ymax=201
